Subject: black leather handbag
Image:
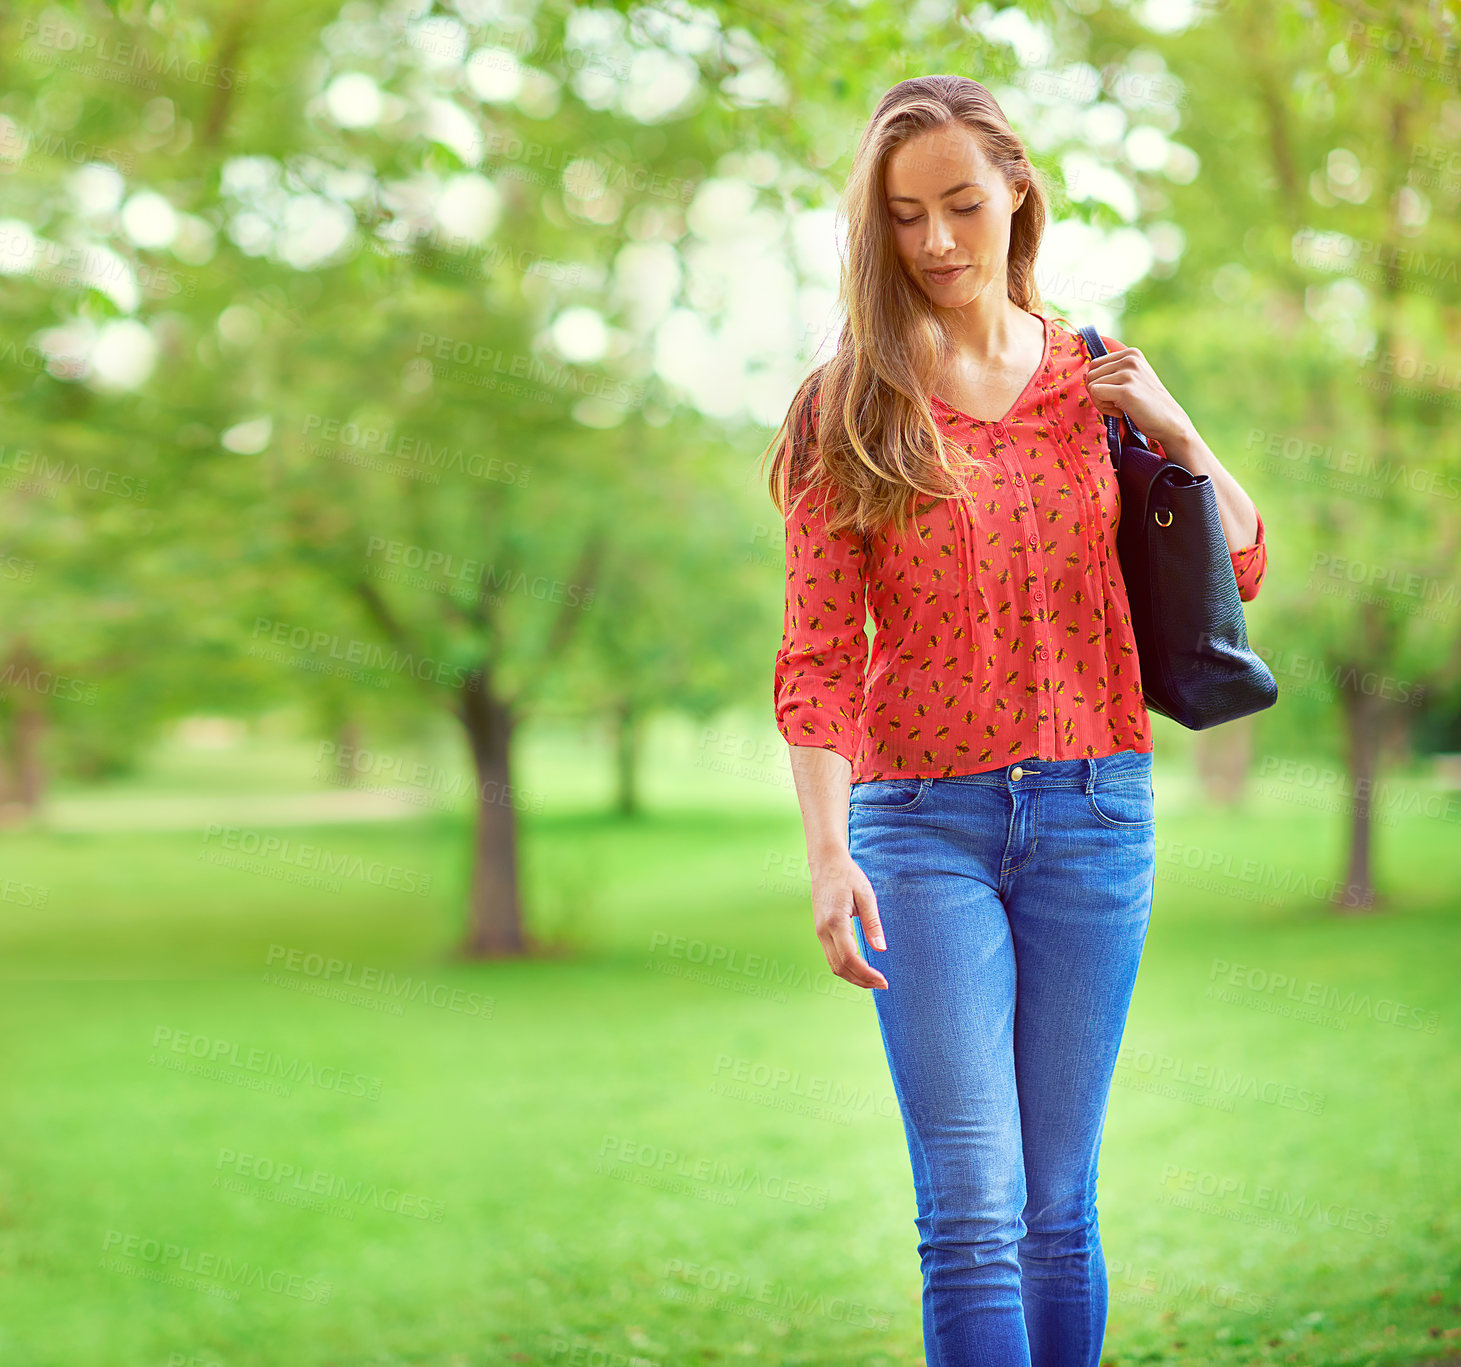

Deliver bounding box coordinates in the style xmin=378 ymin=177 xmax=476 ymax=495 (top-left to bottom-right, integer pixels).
xmin=1077 ymin=326 xmax=1277 ymax=730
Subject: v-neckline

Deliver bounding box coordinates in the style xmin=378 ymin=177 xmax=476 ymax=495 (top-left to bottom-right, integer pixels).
xmin=930 ymin=312 xmax=1052 ymax=427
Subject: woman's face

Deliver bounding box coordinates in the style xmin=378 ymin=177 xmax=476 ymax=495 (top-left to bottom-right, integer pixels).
xmin=884 ymin=124 xmax=1027 ymax=307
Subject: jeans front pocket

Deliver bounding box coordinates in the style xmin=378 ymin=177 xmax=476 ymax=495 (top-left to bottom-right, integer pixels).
xmin=849 ymin=777 xmax=931 ymax=813
xmin=1086 ymin=777 xmax=1154 ymax=829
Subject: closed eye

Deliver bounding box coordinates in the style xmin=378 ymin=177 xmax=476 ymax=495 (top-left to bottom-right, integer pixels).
xmin=893 ymin=203 xmax=983 ymax=226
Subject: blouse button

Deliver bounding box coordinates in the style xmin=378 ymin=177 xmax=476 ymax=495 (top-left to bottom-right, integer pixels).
xmin=1034 ymin=588 xmax=1045 ymax=603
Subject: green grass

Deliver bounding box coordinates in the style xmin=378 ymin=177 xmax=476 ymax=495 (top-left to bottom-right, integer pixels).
xmin=0 ymin=721 xmax=1458 ymax=1366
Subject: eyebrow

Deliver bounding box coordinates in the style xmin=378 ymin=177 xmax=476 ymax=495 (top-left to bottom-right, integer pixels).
xmin=888 ymin=181 xmax=987 ymax=204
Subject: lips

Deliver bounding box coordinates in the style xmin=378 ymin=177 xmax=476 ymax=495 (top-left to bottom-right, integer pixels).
xmin=925 ymin=266 xmax=968 ymax=281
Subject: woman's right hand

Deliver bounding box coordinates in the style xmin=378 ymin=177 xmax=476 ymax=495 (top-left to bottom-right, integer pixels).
xmin=785 ymin=744 xmax=889 ymax=990
xmin=811 ymin=850 xmax=888 ymax=991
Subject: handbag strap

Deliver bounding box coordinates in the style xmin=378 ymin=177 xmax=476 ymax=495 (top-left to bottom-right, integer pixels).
xmin=1077 ymin=325 xmax=1153 ymax=471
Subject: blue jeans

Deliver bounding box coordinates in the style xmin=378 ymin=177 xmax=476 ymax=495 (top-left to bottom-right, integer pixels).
xmin=847 ymin=749 xmax=1157 ymax=1367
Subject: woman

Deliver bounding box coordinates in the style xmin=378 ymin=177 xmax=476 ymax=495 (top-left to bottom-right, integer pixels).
xmin=765 ymin=77 xmax=1267 ymax=1367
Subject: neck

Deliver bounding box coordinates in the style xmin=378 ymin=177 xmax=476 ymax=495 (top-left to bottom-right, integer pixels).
xmin=941 ymin=295 xmax=1031 ymax=356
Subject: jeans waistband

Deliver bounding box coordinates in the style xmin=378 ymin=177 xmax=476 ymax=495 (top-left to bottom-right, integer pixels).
xmin=932 ymin=749 xmax=1151 ymax=792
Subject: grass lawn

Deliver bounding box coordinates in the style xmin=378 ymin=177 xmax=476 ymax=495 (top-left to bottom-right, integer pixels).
xmin=0 ymin=719 xmax=1457 ymax=1366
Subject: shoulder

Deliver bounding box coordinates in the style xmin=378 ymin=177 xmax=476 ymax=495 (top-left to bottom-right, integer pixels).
xmin=1045 ymin=315 xmax=1120 ymax=365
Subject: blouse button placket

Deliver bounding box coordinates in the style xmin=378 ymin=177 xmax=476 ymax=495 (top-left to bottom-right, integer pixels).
xmin=1001 ymin=417 xmax=1056 ymax=751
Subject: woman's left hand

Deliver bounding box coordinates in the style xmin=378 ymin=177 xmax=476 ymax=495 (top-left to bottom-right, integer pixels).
xmin=1084 ymin=344 xmax=1194 ymax=451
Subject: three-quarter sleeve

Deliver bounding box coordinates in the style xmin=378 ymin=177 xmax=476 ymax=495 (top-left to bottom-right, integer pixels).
xmin=1229 ymin=507 xmax=1267 ymax=602
xmin=772 ymin=417 xmax=869 ymax=763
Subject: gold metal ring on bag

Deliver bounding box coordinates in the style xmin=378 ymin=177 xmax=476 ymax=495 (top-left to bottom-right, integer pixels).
xmin=1154 ymin=509 xmax=1172 ymax=527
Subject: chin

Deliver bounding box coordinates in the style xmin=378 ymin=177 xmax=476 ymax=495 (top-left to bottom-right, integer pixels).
xmin=924 ymin=276 xmax=985 ymax=306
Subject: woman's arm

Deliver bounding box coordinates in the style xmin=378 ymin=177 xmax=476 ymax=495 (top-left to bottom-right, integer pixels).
xmin=787 ymin=744 xmax=887 ymax=990
xmin=1157 ymin=424 xmax=1258 ymax=553
xmin=772 ymin=405 xmax=886 ymax=989
xmin=1151 ymin=426 xmax=1268 ymax=602
xmin=1089 ymin=339 xmax=1269 ymax=602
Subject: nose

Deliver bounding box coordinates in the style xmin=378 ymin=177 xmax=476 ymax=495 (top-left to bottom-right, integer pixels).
xmin=923 ymin=212 xmax=956 ymax=256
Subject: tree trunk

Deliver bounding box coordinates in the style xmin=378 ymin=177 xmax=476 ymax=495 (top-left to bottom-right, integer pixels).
xmin=335 ymin=717 xmax=362 ymax=787
xmin=1333 ymin=681 xmax=1385 ymax=913
xmin=0 ymin=711 xmax=20 ymax=827
xmin=1193 ymin=713 xmax=1254 ymax=805
xmin=1379 ymin=696 xmax=1413 ymax=773
xmin=4 ymin=643 xmax=47 ymax=814
xmin=13 ymin=696 xmax=45 ymax=811
xmin=460 ymin=671 xmax=526 ymax=957
xmin=614 ymin=698 xmax=640 ymax=817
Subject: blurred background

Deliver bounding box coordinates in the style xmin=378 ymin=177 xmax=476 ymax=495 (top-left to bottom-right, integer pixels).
xmin=2 ymin=0 xmax=1459 ymax=1363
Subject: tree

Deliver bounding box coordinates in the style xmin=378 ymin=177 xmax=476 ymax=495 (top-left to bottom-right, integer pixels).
xmin=1041 ymin=0 xmax=1461 ymax=908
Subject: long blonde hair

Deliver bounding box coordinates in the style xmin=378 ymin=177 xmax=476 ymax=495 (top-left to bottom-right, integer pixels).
xmin=765 ymin=75 xmax=1059 ymax=539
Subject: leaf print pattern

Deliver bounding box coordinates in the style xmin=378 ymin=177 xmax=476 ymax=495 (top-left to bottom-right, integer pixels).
xmin=773 ymin=315 xmax=1269 ymax=781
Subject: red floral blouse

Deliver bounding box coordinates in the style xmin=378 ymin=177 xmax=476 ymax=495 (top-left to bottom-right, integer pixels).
xmin=772 ymin=312 xmax=1268 ymax=781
